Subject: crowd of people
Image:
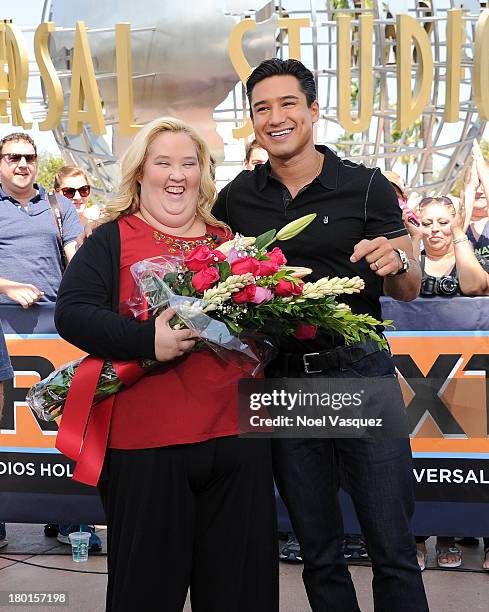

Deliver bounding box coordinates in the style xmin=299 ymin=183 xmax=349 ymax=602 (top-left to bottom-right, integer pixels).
xmin=0 ymin=57 xmax=488 ymax=611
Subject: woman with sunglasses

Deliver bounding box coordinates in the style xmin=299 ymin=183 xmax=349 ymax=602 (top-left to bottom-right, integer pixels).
xmin=404 ymin=196 xmax=489 ymax=299
xmin=54 ymin=166 xmax=100 ymax=224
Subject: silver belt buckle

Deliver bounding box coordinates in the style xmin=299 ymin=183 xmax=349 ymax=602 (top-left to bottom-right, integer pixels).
xmin=303 ymin=352 xmax=322 ymax=374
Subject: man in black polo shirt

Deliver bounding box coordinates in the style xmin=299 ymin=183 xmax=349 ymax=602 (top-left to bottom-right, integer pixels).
xmin=213 ymin=59 xmax=428 ymax=612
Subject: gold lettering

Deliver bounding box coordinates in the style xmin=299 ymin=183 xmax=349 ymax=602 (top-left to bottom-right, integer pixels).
xmin=445 ymin=9 xmax=462 ymax=122
xmin=34 ymin=22 xmax=63 ymax=131
xmin=67 ymin=21 xmax=106 ymax=135
xmin=4 ymin=22 xmax=32 ymax=128
xmin=277 ymin=18 xmax=310 ymax=60
xmin=474 ymin=9 xmax=489 ymax=121
xmin=337 ymin=14 xmax=373 ymax=133
xmin=228 ymin=18 xmax=256 ymax=139
xmin=0 ymin=23 xmax=9 ymax=123
xmin=115 ymin=23 xmax=142 ymax=137
xmin=397 ymin=15 xmax=434 ymax=132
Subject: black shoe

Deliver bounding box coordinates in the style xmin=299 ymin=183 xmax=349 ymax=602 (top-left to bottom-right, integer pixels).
xmin=343 ymin=534 xmax=369 ymax=561
xmin=44 ymin=524 xmax=59 ymax=537
xmin=279 ymin=534 xmax=303 ymax=563
xmin=455 ymin=537 xmax=479 ymax=547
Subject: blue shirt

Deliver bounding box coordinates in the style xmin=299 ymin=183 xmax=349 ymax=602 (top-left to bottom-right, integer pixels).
xmin=0 ymin=320 xmax=13 ymax=382
xmin=0 ymin=183 xmax=83 ymax=303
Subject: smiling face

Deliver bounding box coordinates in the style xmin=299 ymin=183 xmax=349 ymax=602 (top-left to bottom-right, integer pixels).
xmin=420 ymin=203 xmax=455 ymax=253
xmin=0 ymin=139 xmax=37 ymax=198
xmin=138 ymin=131 xmax=201 ymax=231
xmin=250 ymin=75 xmax=319 ymax=161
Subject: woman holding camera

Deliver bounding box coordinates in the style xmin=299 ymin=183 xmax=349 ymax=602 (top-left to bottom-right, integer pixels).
xmin=404 ymin=195 xmax=489 ymax=569
xmin=404 ymin=196 xmax=489 ymax=298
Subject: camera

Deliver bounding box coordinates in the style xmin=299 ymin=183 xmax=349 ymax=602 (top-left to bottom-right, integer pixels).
xmin=420 ymin=275 xmax=459 ymax=297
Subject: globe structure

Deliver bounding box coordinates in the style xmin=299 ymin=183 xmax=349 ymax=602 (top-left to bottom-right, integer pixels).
xmin=41 ymin=0 xmax=486 ymax=198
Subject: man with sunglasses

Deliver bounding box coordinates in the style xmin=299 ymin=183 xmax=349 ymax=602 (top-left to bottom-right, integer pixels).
xmin=0 ymin=133 xmax=82 ymax=307
xmin=0 ymin=133 xmax=102 ymax=552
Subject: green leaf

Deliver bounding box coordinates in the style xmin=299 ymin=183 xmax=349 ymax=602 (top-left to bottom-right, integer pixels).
xmin=254 ymin=229 xmax=277 ymax=251
xmin=218 ymin=261 xmax=231 ymax=281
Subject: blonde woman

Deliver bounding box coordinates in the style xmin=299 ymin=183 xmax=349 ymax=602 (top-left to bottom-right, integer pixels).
xmin=404 ymin=196 xmax=489 ymax=297
xmin=55 ymin=117 xmax=278 ymax=612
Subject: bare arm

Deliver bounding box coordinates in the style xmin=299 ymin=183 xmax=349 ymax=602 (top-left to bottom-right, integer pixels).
xmin=451 ymin=200 xmax=489 ymax=295
xmin=63 ymin=241 xmax=77 ymax=263
xmin=351 ymin=234 xmax=421 ymax=301
xmin=0 ymin=277 xmax=44 ymax=308
xmin=473 ymin=140 xmax=489 ymax=204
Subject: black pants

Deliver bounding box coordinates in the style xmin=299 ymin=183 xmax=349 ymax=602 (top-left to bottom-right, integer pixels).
xmin=270 ymin=348 xmax=429 ymax=612
xmin=98 ymin=437 xmax=278 ymax=612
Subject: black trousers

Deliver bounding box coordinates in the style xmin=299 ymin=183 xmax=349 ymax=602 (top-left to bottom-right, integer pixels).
xmin=98 ymin=437 xmax=278 ymax=612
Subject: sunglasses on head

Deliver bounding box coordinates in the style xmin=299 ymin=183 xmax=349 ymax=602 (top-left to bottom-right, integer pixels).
xmin=419 ymin=196 xmax=454 ymax=209
xmin=60 ymin=185 xmax=91 ymax=199
xmin=0 ymin=153 xmax=37 ymax=164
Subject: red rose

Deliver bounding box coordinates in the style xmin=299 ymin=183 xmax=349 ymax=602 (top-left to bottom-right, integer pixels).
xmin=231 ymin=257 xmax=261 ymax=276
xmin=192 ymin=266 xmax=220 ymax=292
xmin=232 ymin=284 xmax=256 ymax=303
xmin=257 ymin=258 xmax=279 ymax=276
xmin=185 ymin=245 xmax=213 ymax=271
xmin=268 ymin=247 xmax=287 ymax=266
xmin=210 ymin=249 xmax=226 ymax=262
xmin=275 ymin=279 xmax=304 ymax=297
xmin=293 ymin=324 xmax=318 ymax=340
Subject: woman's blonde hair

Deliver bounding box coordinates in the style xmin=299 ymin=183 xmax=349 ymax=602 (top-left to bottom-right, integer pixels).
xmin=104 ymin=116 xmax=226 ymax=229
xmin=53 ymin=165 xmax=88 ymax=190
xmin=417 ymin=196 xmax=456 ymax=216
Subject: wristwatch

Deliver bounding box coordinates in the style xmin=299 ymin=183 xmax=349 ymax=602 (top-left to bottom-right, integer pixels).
xmin=391 ymin=248 xmax=410 ymax=275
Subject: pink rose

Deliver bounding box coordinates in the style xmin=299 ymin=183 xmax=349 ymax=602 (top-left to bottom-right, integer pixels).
xmin=268 ymin=247 xmax=287 ymax=266
xmin=251 ymin=286 xmax=273 ymax=304
xmin=232 ymin=284 xmax=256 ymax=303
xmin=225 ymin=248 xmax=241 ymax=263
xmin=185 ymin=245 xmax=213 ymax=271
xmin=231 ymin=257 xmax=261 ymax=276
xmin=293 ymin=324 xmax=318 ymax=340
xmin=192 ymin=266 xmax=220 ymax=292
xmin=275 ymin=279 xmax=304 ymax=297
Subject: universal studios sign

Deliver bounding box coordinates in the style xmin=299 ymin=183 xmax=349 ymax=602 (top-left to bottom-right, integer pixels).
xmin=0 ymin=10 xmax=488 ymax=138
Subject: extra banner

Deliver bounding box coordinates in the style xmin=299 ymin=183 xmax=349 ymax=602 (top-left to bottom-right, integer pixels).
xmin=1 ymin=299 xmax=488 ymax=533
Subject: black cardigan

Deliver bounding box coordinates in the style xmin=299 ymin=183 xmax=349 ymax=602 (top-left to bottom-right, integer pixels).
xmin=55 ymin=220 xmax=156 ymax=361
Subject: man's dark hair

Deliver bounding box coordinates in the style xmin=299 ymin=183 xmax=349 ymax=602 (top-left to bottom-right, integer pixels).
xmin=246 ymin=58 xmax=317 ymax=114
xmin=0 ymin=132 xmax=37 ymax=156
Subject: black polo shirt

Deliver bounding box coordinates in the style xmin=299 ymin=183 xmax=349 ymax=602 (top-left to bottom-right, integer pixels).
xmin=213 ymin=145 xmax=407 ymax=351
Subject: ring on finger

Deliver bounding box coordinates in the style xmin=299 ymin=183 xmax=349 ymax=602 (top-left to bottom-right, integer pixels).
xmin=373 ymin=260 xmax=380 ymax=270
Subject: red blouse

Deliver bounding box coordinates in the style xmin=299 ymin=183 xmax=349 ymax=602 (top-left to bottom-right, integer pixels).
xmin=108 ymin=214 xmax=245 ymax=449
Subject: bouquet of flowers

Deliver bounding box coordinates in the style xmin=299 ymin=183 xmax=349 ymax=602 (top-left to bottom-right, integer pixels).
xmin=27 ymin=214 xmax=390 ymax=422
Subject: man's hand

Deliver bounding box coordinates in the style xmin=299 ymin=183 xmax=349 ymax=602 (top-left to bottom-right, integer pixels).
xmin=3 ymin=281 xmax=44 ymax=308
xmin=154 ymin=308 xmax=199 ymax=362
xmin=350 ymin=236 xmax=402 ymax=277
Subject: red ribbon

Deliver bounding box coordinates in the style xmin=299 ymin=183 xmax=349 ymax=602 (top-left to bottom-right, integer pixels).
xmin=56 ymin=357 xmax=147 ymax=486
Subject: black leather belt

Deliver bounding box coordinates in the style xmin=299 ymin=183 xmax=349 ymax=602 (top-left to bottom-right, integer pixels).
xmin=270 ymin=339 xmax=382 ymax=375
